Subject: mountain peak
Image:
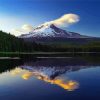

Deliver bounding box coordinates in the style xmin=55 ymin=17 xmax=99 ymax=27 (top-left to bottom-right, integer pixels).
xmin=19 ymin=23 xmax=89 ymax=38
xmin=50 ymin=24 xmax=60 ymax=30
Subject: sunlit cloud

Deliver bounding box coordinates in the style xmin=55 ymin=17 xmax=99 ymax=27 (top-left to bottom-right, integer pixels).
xmin=22 ymin=24 xmax=34 ymax=31
xmin=11 ymin=29 xmax=25 ymax=36
xmin=11 ymin=24 xmax=34 ymax=36
xmin=43 ymin=13 xmax=80 ymax=27
xmin=11 ymin=13 xmax=80 ymax=36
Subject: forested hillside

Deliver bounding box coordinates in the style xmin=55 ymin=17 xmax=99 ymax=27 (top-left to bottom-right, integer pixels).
xmin=0 ymin=31 xmax=54 ymax=52
xmin=0 ymin=31 xmax=100 ymax=53
xmin=0 ymin=31 xmax=36 ymax=52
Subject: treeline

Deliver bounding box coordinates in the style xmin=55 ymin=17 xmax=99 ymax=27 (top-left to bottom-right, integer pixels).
xmin=0 ymin=31 xmax=40 ymax=52
xmin=0 ymin=31 xmax=100 ymax=52
xmin=0 ymin=31 xmax=54 ymax=52
xmin=45 ymin=42 xmax=100 ymax=52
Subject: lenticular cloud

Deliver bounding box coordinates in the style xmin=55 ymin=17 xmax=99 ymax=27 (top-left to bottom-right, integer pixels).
xmin=43 ymin=13 xmax=80 ymax=27
xmin=11 ymin=13 xmax=80 ymax=36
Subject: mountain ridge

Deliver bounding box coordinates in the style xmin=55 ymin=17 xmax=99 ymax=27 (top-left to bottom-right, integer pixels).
xmin=19 ymin=24 xmax=91 ymax=39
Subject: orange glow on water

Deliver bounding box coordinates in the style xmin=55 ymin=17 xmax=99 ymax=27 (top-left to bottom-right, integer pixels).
xmin=22 ymin=72 xmax=79 ymax=91
xmin=11 ymin=68 xmax=79 ymax=91
xmin=22 ymin=72 xmax=34 ymax=80
xmin=11 ymin=68 xmax=22 ymax=75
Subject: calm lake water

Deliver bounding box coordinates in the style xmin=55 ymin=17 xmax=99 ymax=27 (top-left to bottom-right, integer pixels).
xmin=0 ymin=55 xmax=100 ymax=100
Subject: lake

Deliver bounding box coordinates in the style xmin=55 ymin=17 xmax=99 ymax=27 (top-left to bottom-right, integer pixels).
xmin=0 ymin=55 xmax=100 ymax=100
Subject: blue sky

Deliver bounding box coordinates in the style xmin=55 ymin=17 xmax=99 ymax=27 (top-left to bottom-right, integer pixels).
xmin=0 ymin=0 xmax=100 ymax=37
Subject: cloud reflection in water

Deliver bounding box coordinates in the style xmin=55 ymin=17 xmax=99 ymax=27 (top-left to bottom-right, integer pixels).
xmin=11 ymin=67 xmax=79 ymax=91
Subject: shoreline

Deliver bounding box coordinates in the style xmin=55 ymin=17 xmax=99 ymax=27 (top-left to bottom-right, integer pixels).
xmin=0 ymin=52 xmax=100 ymax=54
xmin=0 ymin=52 xmax=100 ymax=59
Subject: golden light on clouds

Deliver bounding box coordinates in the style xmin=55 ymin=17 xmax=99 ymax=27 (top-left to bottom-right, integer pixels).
xmin=43 ymin=13 xmax=80 ymax=27
xmin=11 ymin=29 xmax=24 ymax=36
xmin=22 ymin=24 xmax=34 ymax=31
xmin=11 ymin=24 xmax=33 ymax=36
xmin=11 ymin=13 xmax=80 ymax=36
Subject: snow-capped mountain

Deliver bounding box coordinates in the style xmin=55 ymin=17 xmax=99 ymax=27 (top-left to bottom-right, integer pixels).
xmin=19 ymin=23 xmax=88 ymax=38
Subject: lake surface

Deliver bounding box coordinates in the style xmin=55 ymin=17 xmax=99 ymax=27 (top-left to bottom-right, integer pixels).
xmin=0 ymin=55 xmax=100 ymax=100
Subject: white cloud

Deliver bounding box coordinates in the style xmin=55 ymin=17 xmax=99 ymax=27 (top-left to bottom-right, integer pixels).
xmin=11 ymin=29 xmax=25 ymax=36
xmin=11 ymin=13 xmax=80 ymax=36
xmin=22 ymin=24 xmax=34 ymax=31
xmin=11 ymin=24 xmax=34 ymax=36
xmin=43 ymin=13 xmax=80 ymax=27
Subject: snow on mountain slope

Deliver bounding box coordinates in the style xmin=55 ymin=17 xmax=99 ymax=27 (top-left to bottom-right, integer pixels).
xmin=19 ymin=23 xmax=88 ymax=38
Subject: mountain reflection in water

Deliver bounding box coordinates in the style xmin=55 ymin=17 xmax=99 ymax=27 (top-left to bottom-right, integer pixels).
xmin=0 ymin=56 xmax=99 ymax=91
xmin=7 ymin=56 xmax=100 ymax=92
xmin=11 ymin=67 xmax=79 ymax=91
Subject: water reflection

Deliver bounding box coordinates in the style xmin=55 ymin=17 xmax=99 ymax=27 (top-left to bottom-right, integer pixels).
xmin=22 ymin=71 xmax=79 ymax=91
xmin=11 ymin=68 xmax=22 ymax=75
xmin=1 ymin=56 xmax=100 ymax=92
xmin=10 ymin=66 xmax=79 ymax=91
xmin=8 ymin=57 xmax=100 ymax=91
